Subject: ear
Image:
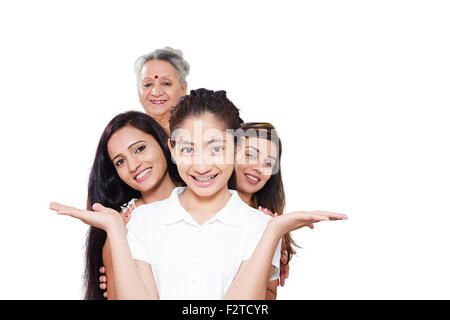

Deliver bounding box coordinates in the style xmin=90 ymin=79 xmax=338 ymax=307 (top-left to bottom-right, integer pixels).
xmin=182 ymin=82 xmax=188 ymax=95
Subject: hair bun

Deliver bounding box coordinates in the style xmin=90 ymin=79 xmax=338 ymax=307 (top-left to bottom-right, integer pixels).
xmin=190 ymin=88 xmax=227 ymax=99
xmin=214 ymin=90 xmax=227 ymax=98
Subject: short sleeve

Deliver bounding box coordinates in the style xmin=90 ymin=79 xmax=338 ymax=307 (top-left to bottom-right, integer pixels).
xmin=126 ymin=210 xmax=151 ymax=264
xmin=243 ymin=220 xmax=282 ymax=281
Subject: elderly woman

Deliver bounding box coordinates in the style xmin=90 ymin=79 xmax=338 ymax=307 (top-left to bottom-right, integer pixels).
xmin=135 ymin=47 xmax=189 ymax=133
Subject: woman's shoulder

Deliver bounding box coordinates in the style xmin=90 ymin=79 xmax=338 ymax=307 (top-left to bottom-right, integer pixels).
xmin=231 ymin=192 xmax=273 ymax=225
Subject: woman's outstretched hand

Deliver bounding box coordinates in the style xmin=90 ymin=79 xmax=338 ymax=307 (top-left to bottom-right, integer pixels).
xmin=49 ymin=202 xmax=124 ymax=233
xmin=269 ymin=210 xmax=348 ymax=238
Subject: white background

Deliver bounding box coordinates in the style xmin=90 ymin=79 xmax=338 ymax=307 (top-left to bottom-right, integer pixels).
xmin=0 ymin=0 xmax=449 ymax=299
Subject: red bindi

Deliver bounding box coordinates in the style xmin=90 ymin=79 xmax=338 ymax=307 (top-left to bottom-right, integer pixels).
xmin=154 ymin=75 xmax=159 ymax=79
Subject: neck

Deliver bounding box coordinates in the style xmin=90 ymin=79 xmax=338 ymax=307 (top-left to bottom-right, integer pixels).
xmin=179 ymin=185 xmax=232 ymax=225
xmin=237 ymin=190 xmax=253 ymax=207
xmin=140 ymin=172 xmax=176 ymax=204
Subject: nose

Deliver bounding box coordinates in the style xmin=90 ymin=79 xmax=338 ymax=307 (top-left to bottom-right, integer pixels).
xmin=191 ymin=153 xmax=213 ymax=175
xmin=150 ymin=83 xmax=163 ymax=96
xmin=191 ymin=162 xmax=213 ymax=175
xmin=251 ymin=165 xmax=264 ymax=175
xmin=127 ymin=155 xmax=142 ymax=173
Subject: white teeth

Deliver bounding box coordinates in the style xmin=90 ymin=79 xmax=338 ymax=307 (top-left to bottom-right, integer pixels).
xmin=136 ymin=168 xmax=151 ymax=179
xmin=193 ymin=175 xmax=216 ymax=182
xmin=245 ymin=174 xmax=259 ymax=182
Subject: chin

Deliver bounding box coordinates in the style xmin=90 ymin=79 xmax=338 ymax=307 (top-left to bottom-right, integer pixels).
xmin=187 ymin=182 xmax=226 ymax=198
xmin=133 ymin=179 xmax=157 ymax=193
xmin=149 ymin=105 xmax=171 ymax=117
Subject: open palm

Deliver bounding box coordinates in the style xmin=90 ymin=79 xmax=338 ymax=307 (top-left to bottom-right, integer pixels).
xmin=270 ymin=210 xmax=347 ymax=236
xmin=49 ymin=202 xmax=124 ymax=232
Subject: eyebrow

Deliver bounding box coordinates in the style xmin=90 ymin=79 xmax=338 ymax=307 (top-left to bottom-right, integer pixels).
xmin=207 ymin=138 xmax=225 ymax=145
xmin=112 ymin=140 xmax=145 ymax=162
xmin=247 ymin=146 xmax=277 ymax=161
xmin=178 ymin=139 xmax=225 ymax=146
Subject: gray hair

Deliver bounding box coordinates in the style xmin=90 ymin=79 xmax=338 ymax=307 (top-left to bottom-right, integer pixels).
xmin=134 ymin=47 xmax=190 ymax=85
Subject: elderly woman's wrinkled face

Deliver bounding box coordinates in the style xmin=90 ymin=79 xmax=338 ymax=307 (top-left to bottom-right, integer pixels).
xmin=137 ymin=59 xmax=187 ymax=120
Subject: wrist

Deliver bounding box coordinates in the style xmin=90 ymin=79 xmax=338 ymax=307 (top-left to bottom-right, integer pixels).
xmin=106 ymin=214 xmax=126 ymax=236
xmin=266 ymin=219 xmax=284 ymax=241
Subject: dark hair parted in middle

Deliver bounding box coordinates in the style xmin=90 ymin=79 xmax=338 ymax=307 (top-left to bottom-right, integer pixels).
xmin=83 ymin=111 xmax=183 ymax=300
xmin=169 ymin=88 xmax=244 ymax=139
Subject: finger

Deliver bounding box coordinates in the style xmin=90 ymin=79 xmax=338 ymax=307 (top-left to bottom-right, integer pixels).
xmin=99 ymin=266 xmax=105 ymax=274
xmin=92 ymin=203 xmax=107 ymax=212
xmin=49 ymin=202 xmax=70 ymax=211
xmin=103 ymin=291 xmax=108 ymax=299
xmin=305 ymin=214 xmax=330 ymax=223
xmin=285 ymin=264 xmax=290 ymax=278
xmin=99 ymin=283 xmax=107 ymax=290
xmin=308 ymin=224 xmax=314 ymax=229
xmin=50 ymin=202 xmax=80 ymax=213
xmin=312 ymin=211 xmax=348 ymax=220
xmin=99 ymin=275 xmax=107 ymax=283
xmin=52 ymin=204 xmax=89 ymax=220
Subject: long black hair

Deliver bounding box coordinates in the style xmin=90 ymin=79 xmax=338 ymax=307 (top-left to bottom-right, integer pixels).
xmin=83 ymin=111 xmax=182 ymax=300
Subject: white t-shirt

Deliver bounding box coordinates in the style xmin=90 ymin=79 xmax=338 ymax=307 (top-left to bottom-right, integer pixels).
xmin=126 ymin=187 xmax=281 ymax=300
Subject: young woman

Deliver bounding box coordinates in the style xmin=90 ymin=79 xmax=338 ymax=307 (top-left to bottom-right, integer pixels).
xmin=234 ymin=122 xmax=299 ymax=297
xmin=83 ymin=111 xmax=183 ymax=299
xmin=51 ymin=88 xmax=347 ymax=299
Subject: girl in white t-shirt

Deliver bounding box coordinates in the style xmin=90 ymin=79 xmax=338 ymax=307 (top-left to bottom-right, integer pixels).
xmin=51 ymin=88 xmax=347 ymax=299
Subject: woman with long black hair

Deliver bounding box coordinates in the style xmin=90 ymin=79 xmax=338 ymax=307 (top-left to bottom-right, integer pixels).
xmin=83 ymin=110 xmax=182 ymax=299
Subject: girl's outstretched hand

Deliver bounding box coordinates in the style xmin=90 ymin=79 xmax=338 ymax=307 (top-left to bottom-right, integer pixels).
xmin=269 ymin=210 xmax=348 ymax=237
xmin=49 ymin=202 xmax=124 ymax=233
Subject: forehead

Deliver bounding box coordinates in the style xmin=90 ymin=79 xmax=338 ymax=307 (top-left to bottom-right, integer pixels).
xmin=245 ymin=136 xmax=278 ymax=158
xmin=140 ymin=59 xmax=177 ymax=78
xmin=173 ymin=113 xmax=231 ymax=142
xmin=107 ymin=126 xmax=157 ymax=156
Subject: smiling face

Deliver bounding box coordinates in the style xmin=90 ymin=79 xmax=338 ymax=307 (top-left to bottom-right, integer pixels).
xmin=234 ymin=136 xmax=279 ymax=196
xmin=169 ymin=112 xmax=236 ymax=198
xmin=137 ymin=59 xmax=187 ymax=119
xmin=107 ymin=125 xmax=168 ymax=193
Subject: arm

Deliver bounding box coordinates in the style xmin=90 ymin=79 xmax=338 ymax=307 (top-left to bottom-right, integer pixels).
xmin=101 ymin=206 xmax=135 ymax=300
xmin=225 ymin=210 xmax=348 ymax=299
xmin=50 ymin=202 xmax=159 ymax=300
xmin=224 ymin=222 xmax=280 ymax=299
xmin=107 ymin=225 xmax=158 ymax=299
